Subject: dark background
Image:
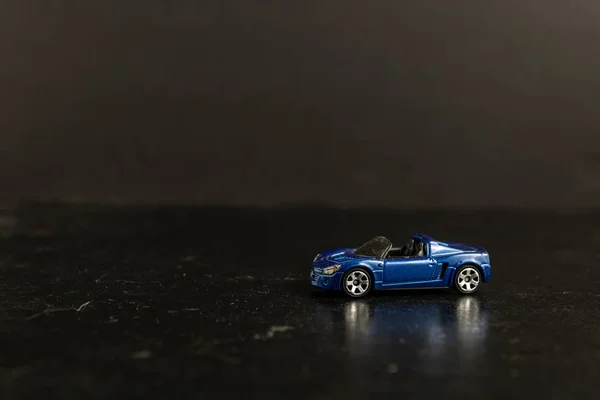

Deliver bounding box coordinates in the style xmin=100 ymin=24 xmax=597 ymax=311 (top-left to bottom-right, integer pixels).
xmin=1 ymin=0 xmax=600 ymax=209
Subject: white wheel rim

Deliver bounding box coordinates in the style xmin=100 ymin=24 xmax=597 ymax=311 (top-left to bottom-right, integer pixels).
xmin=457 ymin=267 xmax=480 ymax=293
xmin=345 ymin=271 xmax=370 ymax=295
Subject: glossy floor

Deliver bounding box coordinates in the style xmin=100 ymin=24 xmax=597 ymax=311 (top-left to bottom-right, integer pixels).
xmin=1 ymin=205 xmax=599 ymax=398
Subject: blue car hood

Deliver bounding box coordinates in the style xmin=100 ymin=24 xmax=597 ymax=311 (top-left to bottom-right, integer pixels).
xmin=313 ymin=249 xmax=360 ymax=267
xmin=327 ymin=251 xmax=362 ymax=263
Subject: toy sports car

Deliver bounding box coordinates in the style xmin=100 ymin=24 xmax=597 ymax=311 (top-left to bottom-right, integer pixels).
xmin=309 ymin=234 xmax=491 ymax=297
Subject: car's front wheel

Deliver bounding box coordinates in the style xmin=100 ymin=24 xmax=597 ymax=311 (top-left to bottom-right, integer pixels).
xmin=454 ymin=265 xmax=481 ymax=294
xmin=342 ymin=268 xmax=372 ymax=298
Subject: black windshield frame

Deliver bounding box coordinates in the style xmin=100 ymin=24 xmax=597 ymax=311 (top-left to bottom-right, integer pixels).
xmin=353 ymin=236 xmax=392 ymax=259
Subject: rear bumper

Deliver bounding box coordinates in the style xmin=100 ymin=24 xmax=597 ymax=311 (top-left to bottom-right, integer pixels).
xmin=481 ymin=263 xmax=491 ymax=283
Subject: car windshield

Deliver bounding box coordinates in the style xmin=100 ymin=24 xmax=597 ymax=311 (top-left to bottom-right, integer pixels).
xmin=354 ymin=236 xmax=392 ymax=258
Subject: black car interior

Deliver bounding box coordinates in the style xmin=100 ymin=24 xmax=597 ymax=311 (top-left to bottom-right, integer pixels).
xmin=387 ymin=239 xmax=426 ymax=258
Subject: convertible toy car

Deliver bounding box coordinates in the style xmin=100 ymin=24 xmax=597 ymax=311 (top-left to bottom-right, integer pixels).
xmin=309 ymin=234 xmax=491 ymax=297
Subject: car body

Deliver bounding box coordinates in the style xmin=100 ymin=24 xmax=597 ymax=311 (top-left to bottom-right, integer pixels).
xmin=309 ymin=234 xmax=491 ymax=297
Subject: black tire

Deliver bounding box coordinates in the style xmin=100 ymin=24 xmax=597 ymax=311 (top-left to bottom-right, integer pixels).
xmin=454 ymin=264 xmax=481 ymax=294
xmin=342 ymin=268 xmax=373 ymax=298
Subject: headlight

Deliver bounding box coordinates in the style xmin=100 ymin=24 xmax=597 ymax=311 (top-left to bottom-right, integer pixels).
xmin=313 ymin=253 xmax=321 ymax=262
xmin=322 ymin=264 xmax=341 ymax=275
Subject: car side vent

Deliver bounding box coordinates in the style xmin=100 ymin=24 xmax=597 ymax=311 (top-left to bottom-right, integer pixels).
xmin=438 ymin=263 xmax=449 ymax=279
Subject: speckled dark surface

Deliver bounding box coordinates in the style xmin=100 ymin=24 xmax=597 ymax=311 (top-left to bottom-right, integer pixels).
xmin=1 ymin=204 xmax=600 ymax=399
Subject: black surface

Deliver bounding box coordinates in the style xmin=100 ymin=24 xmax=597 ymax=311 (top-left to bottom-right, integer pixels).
xmin=1 ymin=204 xmax=600 ymax=399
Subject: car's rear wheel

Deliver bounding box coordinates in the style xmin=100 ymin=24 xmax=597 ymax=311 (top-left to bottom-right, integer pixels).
xmin=454 ymin=265 xmax=481 ymax=294
xmin=342 ymin=268 xmax=372 ymax=298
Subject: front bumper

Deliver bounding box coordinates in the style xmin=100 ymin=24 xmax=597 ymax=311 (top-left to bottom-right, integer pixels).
xmin=309 ymin=269 xmax=343 ymax=290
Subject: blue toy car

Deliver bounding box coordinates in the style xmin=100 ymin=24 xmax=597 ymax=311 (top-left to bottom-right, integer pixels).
xmin=310 ymin=234 xmax=491 ymax=297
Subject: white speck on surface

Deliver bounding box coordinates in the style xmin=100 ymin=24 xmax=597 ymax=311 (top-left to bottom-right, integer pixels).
xmin=254 ymin=325 xmax=295 ymax=339
xmin=266 ymin=325 xmax=294 ymax=338
xmin=25 ymin=300 xmax=91 ymax=320
xmin=131 ymin=350 xmax=152 ymax=359
xmin=387 ymin=364 xmax=399 ymax=374
xmin=75 ymin=301 xmax=91 ymax=312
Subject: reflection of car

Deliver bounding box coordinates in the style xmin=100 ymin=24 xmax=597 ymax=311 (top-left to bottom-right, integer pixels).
xmin=312 ymin=296 xmax=489 ymax=363
xmin=309 ymin=234 xmax=491 ymax=297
